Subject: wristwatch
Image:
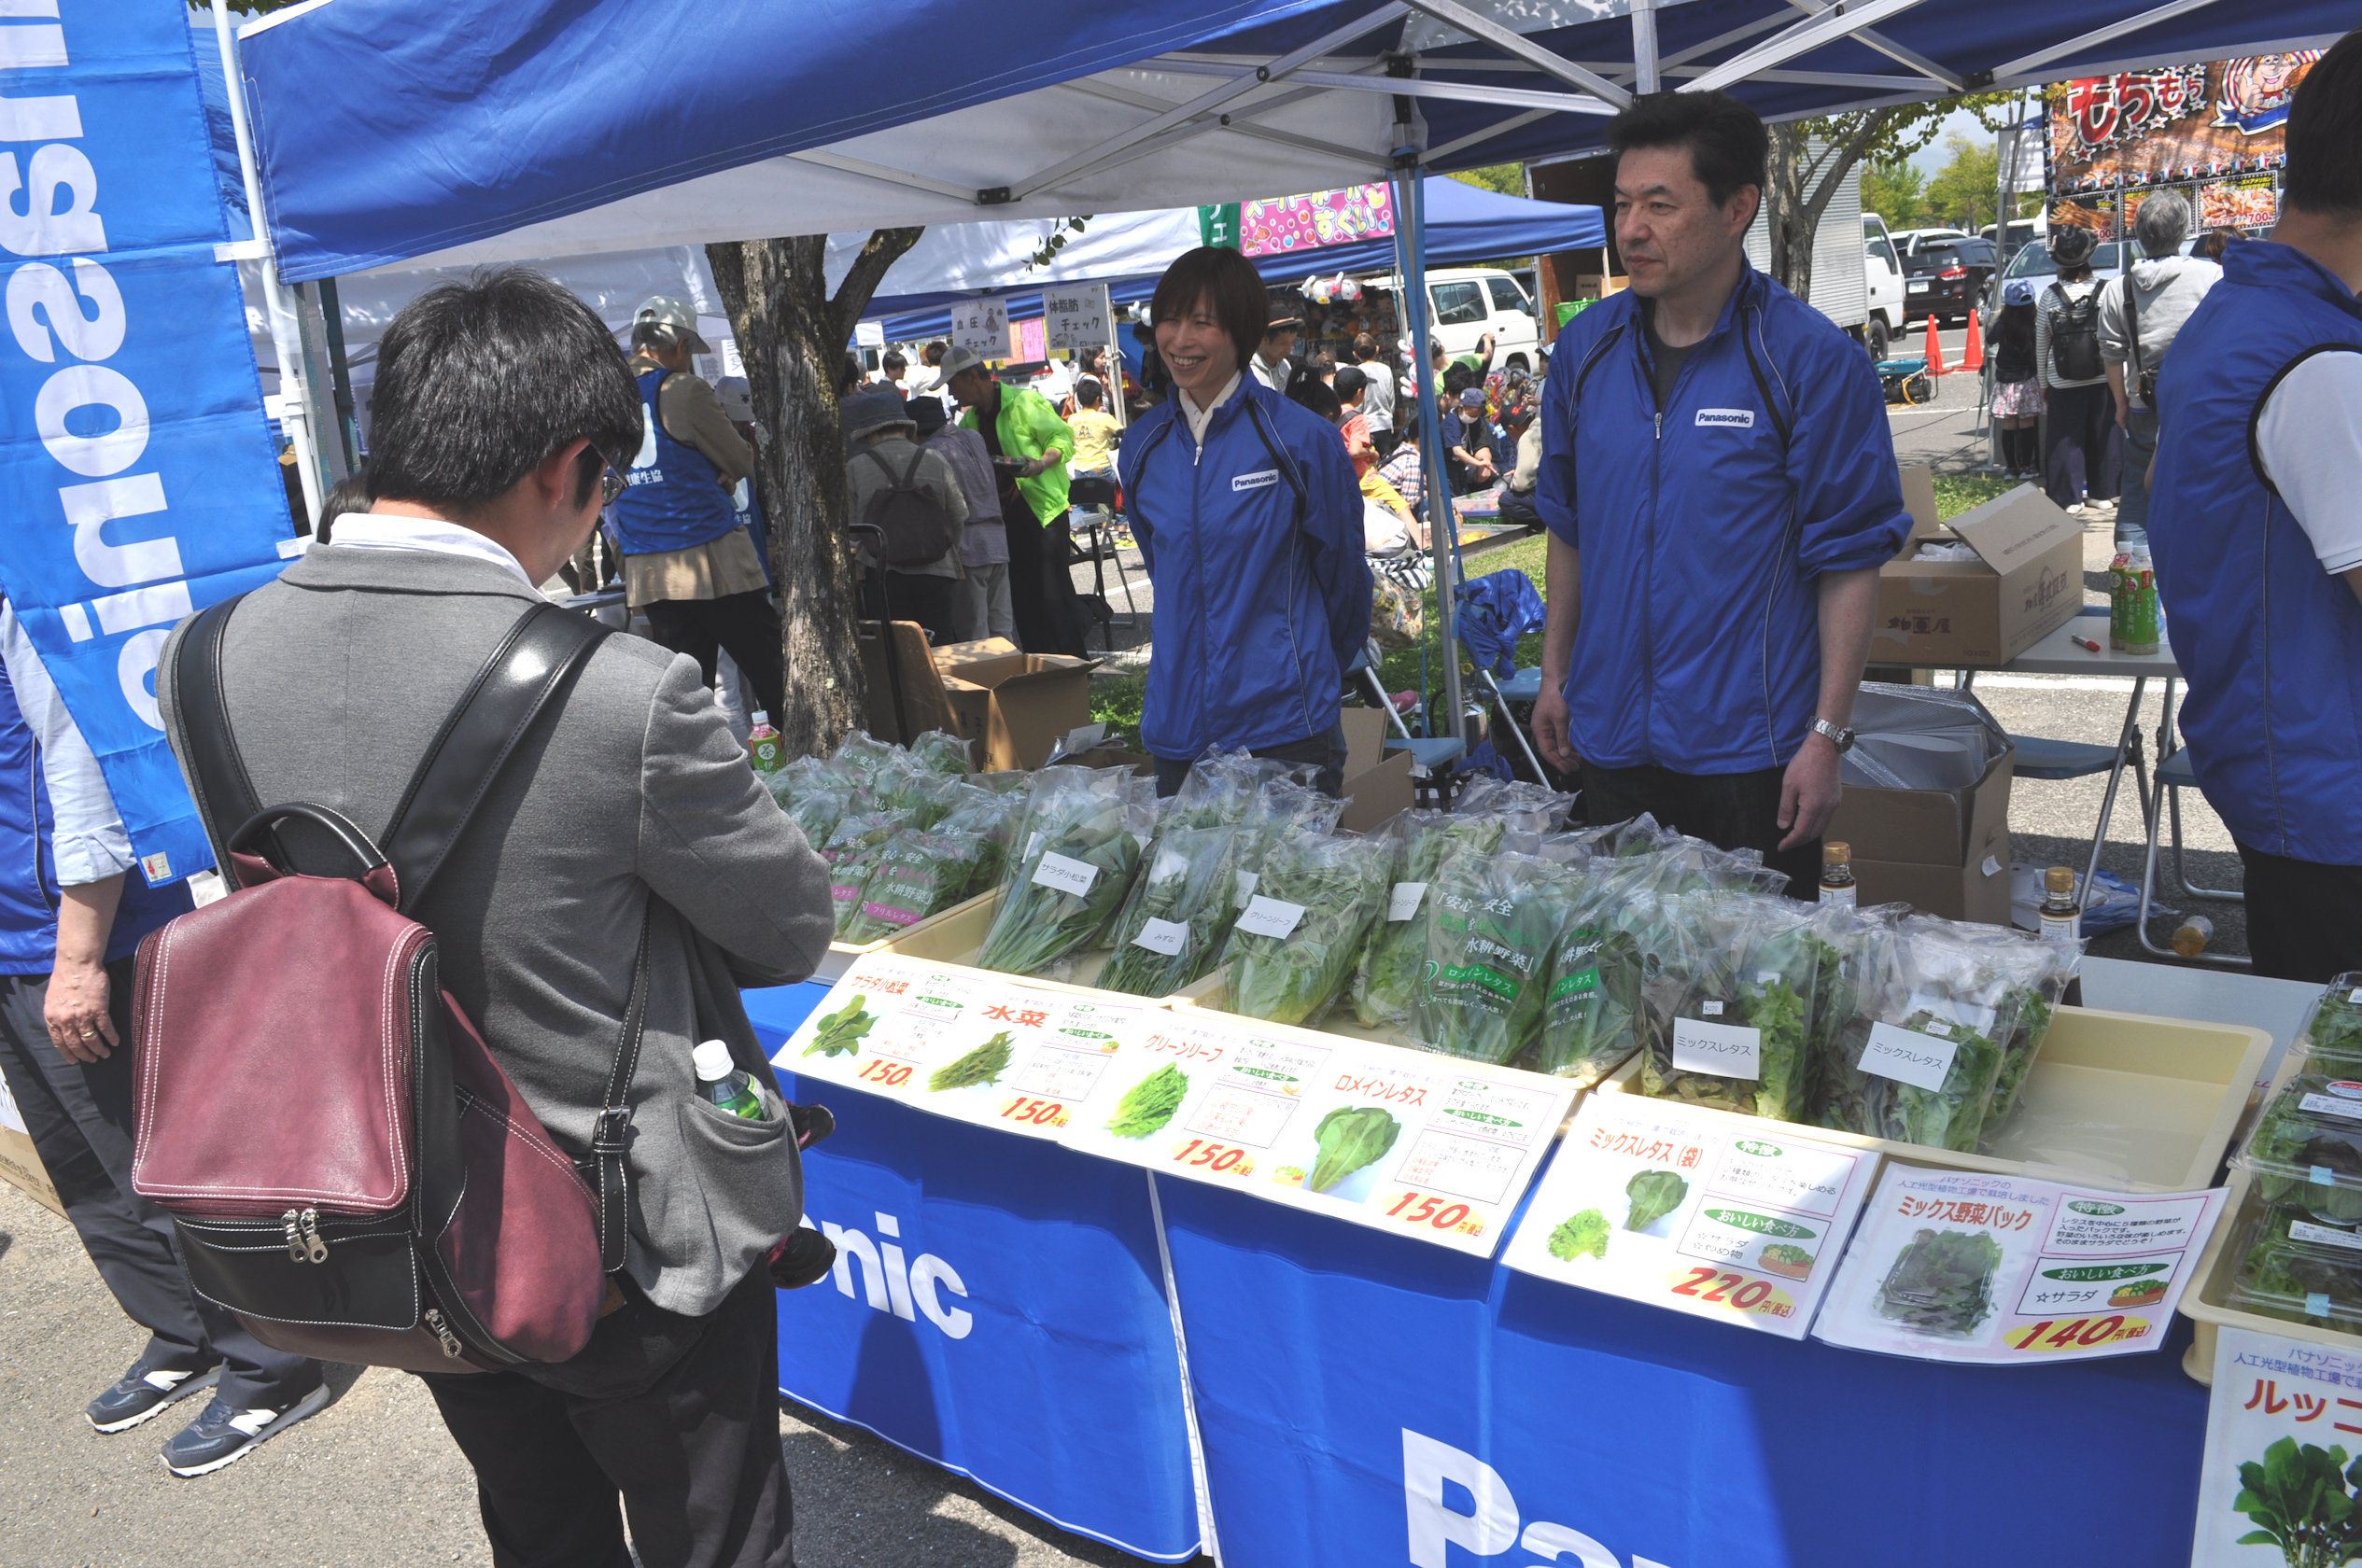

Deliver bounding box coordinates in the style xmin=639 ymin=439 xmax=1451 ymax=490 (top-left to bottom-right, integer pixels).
xmin=1811 ymin=717 xmax=1857 ymax=753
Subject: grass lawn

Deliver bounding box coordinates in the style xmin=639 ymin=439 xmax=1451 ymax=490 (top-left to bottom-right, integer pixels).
xmin=1091 ymin=476 xmax=2011 ymax=735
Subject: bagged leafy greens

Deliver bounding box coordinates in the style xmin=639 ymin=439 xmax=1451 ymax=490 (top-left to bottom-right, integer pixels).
xmin=838 ymin=829 xmax=986 ymax=944
xmin=1638 ymin=893 xmax=1827 ymax=1121
xmin=1412 ymin=848 xmax=1582 ymax=1064
xmin=1875 ymin=1227 xmax=2004 ymax=1337
xmin=1223 ymin=829 xmax=1394 ymax=1026
xmin=2301 ymin=973 xmax=2362 ymax=1077
xmin=1968 ymin=925 xmax=2075 ymax=1138
xmin=907 ymin=730 xmax=974 ymax=777
xmin=783 ymin=786 xmax=852 ymax=853
xmin=1529 ymin=861 xmax=1646 ymax=1085
xmin=1163 ymin=749 xmax=1315 ymax=833
xmin=1813 ymin=915 xmax=2018 ymax=1153
xmin=2243 ymin=1075 xmax=2362 ymax=1226
xmin=1351 ymin=811 xmax=1508 ymax=1031
xmin=1636 ymin=890 xmax=1755 ymax=1112
xmin=932 ymin=785 xmax=1024 ymax=898
xmin=1231 ymin=777 xmax=1346 ymax=904
xmin=871 ymin=762 xmax=968 ymax=828
xmin=977 ymin=772 xmax=1142 ymax=975
xmin=1098 ymin=824 xmax=1247 ymax=998
xmin=831 ymin=729 xmax=902 ymax=780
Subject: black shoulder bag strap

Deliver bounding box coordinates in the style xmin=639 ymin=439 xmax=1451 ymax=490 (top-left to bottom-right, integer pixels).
xmin=174 ymin=595 xmax=650 ymax=1273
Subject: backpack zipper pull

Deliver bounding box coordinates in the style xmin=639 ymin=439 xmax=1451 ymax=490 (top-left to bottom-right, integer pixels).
xmin=424 ymin=1309 xmax=465 ymax=1359
xmin=282 ymin=1209 xmax=305 ymax=1262
xmin=299 ymin=1207 xmax=330 ymax=1264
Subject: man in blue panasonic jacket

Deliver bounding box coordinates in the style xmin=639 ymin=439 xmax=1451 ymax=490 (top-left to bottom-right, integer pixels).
xmin=1119 ymin=245 xmax=1371 ymax=798
xmin=2147 ymin=31 xmax=2362 ymax=982
xmin=1530 ymin=91 xmax=1909 ymax=893
xmin=0 ymin=599 xmax=326 ymax=1475
xmin=612 ymin=296 xmax=786 ymax=723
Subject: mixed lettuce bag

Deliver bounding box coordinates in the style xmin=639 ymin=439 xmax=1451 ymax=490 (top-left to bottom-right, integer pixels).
xmin=838 ymin=829 xmax=986 ymax=945
xmin=1815 ymin=916 xmax=2018 ymax=1153
xmin=1098 ymin=824 xmax=1247 ymax=998
xmin=1637 ymin=894 xmax=1828 ymax=1121
xmin=1351 ymin=811 xmax=1508 ymax=1030
xmin=1413 ymin=848 xmax=1582 ymax=1064
xmin=1223 ymin=829 xmax=1394 ymax=1026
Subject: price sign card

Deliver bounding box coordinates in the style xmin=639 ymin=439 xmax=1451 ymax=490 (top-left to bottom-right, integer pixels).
xmin=1502 ymin=1094 xmax=1874 ymax=1338
xmin=774 ymin=956 xmax=1150 ymax=1139
xmin=2192 ymin=1326 xmax=2362 ymax=1567
xmin=1061 ymin=1015 xmax=1342 ymax=1192
xmin=1812 ymin=1164 xmax=2226 ymax=1364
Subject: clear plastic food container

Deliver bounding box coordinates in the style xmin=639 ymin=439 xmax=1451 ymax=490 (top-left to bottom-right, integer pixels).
xmin=2225 ymin=1195 xmax=2362 ymax=1335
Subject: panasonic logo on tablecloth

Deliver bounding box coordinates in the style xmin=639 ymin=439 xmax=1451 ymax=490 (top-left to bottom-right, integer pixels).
xmin=1695 ymin=408 xmax=1755 ymax=429
xmin=1232 ymin=469 xmax=1280 ymax=491
xmin=820 ymin=1210 xmax=972 ymax=1338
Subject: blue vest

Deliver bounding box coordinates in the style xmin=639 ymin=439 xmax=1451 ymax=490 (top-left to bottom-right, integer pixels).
xmin=2149 ymin=242 xmax=2362 ymax=864
xmin=0 ymin=653 xmax=190 ymax=974
xmin=610 ymin=369 xmax=741 ymax=556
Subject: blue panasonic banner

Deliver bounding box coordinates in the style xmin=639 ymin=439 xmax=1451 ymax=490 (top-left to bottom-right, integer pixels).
xmin=0 ymin=0 xmax=294 ymax=886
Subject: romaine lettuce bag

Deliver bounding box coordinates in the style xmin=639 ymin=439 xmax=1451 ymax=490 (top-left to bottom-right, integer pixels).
xmin=1352 ymin=811 xmax=1508 ymax=1030
xmin=1099 ymin=824 xmax=1247 ymax=998
xmin=977 ymin=783 xmax=1141 ymax=975
xmin=838 ymin=829 xmax=986 ymax=945
xmin=1413 ymin=848 xmax=1581 ymax=1064
xmin=1222 ymin=830 xmax=1393 ymax=1026
xmin=1531 ymin=857 xmax=1656 ymax=1085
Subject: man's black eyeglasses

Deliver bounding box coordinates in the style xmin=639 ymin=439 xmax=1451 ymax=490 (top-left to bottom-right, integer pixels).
xmin=598 ymin=455 xmax=627 ymax=506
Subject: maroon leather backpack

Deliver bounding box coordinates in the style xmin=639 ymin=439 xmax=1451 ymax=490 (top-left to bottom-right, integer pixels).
xmin=131 ymin=598 xmax=644 ymax=1374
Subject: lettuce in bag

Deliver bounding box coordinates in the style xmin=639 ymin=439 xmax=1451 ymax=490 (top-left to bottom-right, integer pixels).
xmin=907 ymin=730 xmax=975 ymax=777
xmin=1223 ymin=830 xmax=1393 ymax=1026
xmin=933 ymin=785 xmax=1024 ymax=898
xmin=977 ymin=775 xmax=1141 ymax=975
xmin=1413 ymin=848 xmax=1582 ymax=1064
xmin=1814 ymin=915 xmax=2013 ymax=1153
xmin=1352 ymin=811 xmax=1507 ymax=1030
xmin=1531 ymin=857 xmax=1660 ymax=1085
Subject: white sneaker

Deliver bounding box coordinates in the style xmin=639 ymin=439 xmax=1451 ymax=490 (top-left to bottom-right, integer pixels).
xmin=2066 ymin=502 xmax=2086 ymax=515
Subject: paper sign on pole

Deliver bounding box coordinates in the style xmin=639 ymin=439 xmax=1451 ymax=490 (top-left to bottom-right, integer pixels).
xmin=854 ymin=318 xmax=886 ymax=348
xmin=2194 ymin=1325 xmax=2362 ymax=1567
xmin=1502 ymin=1094 xmax=1875 ymax=1338
xmin=1044 ymin=283 xmax=1112 ymax=354
xmin=949 ymin=296 xmax=1009 ymax=356
xmin=1812 ymin=1164 xmax=2225 ymax=1364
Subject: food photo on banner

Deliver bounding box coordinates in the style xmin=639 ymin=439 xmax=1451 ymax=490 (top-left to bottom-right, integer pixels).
xmin=2051 ymin=50 xmax=2322 ymax=238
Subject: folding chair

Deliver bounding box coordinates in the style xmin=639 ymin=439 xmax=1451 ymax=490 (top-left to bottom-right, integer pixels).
xmin=2136 ymin=749 xmax=2247 ymax=967
xmin=1345 ymin=643 xmax=1414 ymax=740
xmin=1454 ymin=570 xmax=1550 ymax=784
xmin=2007 ymin=732 xmax=2147 ymax=917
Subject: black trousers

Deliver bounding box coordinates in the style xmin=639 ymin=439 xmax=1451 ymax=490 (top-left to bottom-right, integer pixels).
xmin=2044 ymin=381 xmax=2122 ymax=506
xmin=0 ymin=960 xmax=320 ymax=1409
xmin=1153 ymin=722 xmax=1350 ymax=800
xmin=642 ymin=590 xmax=787 ymax=721
xmin=1580 ymin=762 xmax=1820 ymax=900
xmin=418 ymin=1266 xmax=794 ymax=1568
xmin=859 ymin=569 xmax=961 ymax=647
xmin=1003 ymin=498 xmax=1088 ymax=658
xmin=2238 ymin=842 xmax=2362 ymax=983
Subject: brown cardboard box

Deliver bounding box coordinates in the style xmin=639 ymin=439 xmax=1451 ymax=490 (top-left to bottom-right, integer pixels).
xmin=933 ymin=649 xmax=1095 ymax=772
xmin=856 ymin=620 xmax=958 ymax=743
xmin=1896 ymin=463 xmax=1940 ymax=546
xmin=1570 ymin=273 xmax=1629 ymax=300
xmin=1333 ymin=707 xmax=1414 ymax=831
xmin=1827 ymin=743 xmax=2017 ymax=925
xmin=0 ymin=1073 xmax=66 ymax=1219
xmin=1872 ymin=483 xmax=2083 ymax=667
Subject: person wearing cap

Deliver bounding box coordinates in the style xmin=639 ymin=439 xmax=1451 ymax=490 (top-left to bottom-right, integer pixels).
xmin=2032 ymin=225 xmax=2120 ymax=516
xmin=1444 ymin=385 xmax=1499 ymax=493
xmin=1532 ymin=91 xmax=1908 ymax=896
xmin=912 ymin=396 xmax=1015 ymax=643
xmin=2148 ymin=30 xmax=2362 ymax=981
xmin=1120 ymin=245 xmax=1371 ymax=798
xmin=612 ymin=296 xmax=785 ymax=721
xmin=1249 ymin=302 xmax=1300 ymax=393
xmin=940 ymin=345 xmax=1089 ymax=657
xmin=841 ymin=385 xmax=967 ymax=646
xmin=2100 ymin=191 xmax=2221 ymax=553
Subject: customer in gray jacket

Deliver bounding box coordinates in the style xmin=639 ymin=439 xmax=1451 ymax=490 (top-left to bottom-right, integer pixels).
xmin=159 ymin=269 xmax=831 ymax=1568
xmin=2100 ymin=191 xmax=2222 ymax=552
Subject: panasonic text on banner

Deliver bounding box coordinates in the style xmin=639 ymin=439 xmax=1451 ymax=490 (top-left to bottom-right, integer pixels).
xmin=1403 ymin=1431 xmax=1673 ymax=1568
xmin=0 ymin=1 xmax=297 ymax=885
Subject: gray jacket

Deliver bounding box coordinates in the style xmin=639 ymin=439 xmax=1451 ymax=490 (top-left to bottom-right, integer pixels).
xmin=2100 ymin=255 xmax=2223 ymax=398
xmin=157 ymin=547 xmax=835 ymax=1318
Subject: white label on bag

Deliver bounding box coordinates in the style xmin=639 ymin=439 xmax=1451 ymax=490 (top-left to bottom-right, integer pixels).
xmin=1133 ymin=917 xmax=1189 ymax=957
xmin=188 ymin=869 xmax=229 ymax=908
xmin=1672 ymin=1016 xmax=1761 ymax=1079
xmin=1387 ymin=881 xmax=1428 ymax=922
xmin=1235 ymin=896 xmax=1305 ymax=940
xmin=1701 ymin=1000 xmax=1724 ymax=1017
xmin=1033 ymin=852 xmax=1099 ymax=897
xmin=1861 ymin=1022 xmax=1959 ymax=1092
xmin=2301 ymin=1091 xmax=2362 ymax=1121
xmin=1234 ymin=870 xmax=1259 ymax=907
xmin=2292 ymin=1220 xmax=2362 ymax=1253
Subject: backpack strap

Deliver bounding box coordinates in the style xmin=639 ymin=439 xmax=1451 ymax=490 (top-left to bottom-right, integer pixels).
xmin=587 ymin=912 xmax=654 ymax=1274
xmin=171 ymin=595 xmax=269 ymax=884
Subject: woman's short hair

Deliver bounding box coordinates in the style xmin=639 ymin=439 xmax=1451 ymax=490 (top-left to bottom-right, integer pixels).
xmin=1150 ymin=246 xmax=1266 ymax=378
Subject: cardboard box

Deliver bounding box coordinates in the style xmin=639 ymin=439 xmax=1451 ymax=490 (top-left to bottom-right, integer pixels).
xmin=1871 ymin=483 xmax=2083 ymax=666
xmin=1336 ymin=707 xmax=1414 ymax=832
xmin=1570 ymin=273 xmax=1629 ymax=300
xmin=0 ymin=1071 xmax=66 ymax=1219
xmin=935 ymin=650 xmax=1095 ymax=772
xmin=1826 ymin=684 xmax=2017 ymax=925
xmin=856 ymin=620 xmax=957 ymax=742
xmin=1896 ymin=462 xmax=1940 ymax=547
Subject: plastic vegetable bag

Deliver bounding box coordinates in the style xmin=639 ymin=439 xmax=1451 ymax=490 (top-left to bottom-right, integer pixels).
xmin=1098 ymin=825 xmax=1247 ymax=998
xmin=1530 ymin=857 xmax=1659 ymax=1085
xmin=783 ymin=786 xmax=851 ymax=853
xmin=1973 ymin=929 xmax=2075 ymax=1137
xmin=1166 ymin=749 xmax=1316 ymax=833
xmin=1351 ymin=812 xmax=1509 ymax=1030
xmin=831 ymin=729 xmax=902 ymax=780
xmin=1813 ymin=916 xmax=2016 ymax=1153
xmin=932 ymin=785 xmax=1024 ymax=898
xmin=1232 ymin=777 xmax=1346 ymax=899
xmin=817 ymin=808 xmax=917 ymax=870
xmin=977 ymin=774 xmax=1142 ymax=975
xmin=1413 ymin=848 xmax=1582 ymax=1064
xmin=1636 ymin=890 xmax=1759 ymax=1112
xmin=1223 ymin=830 xmax=1394 ymax=1026
xmin=838 ymin=829 xmax=985 ymax=945
xmin=871 ymin=762 xmax=968 ymax=828
xmin=2300 ymin=973 xmax=2362 ymax=1076
xmin=907 ymin=730 xmax=975 ymax=777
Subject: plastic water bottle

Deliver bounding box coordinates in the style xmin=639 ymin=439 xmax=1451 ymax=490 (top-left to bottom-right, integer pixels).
xmin=693 ymin=1040 xmax=766 ymax=1121
xmin=2123 ymin=550 xmax=2160 ymax=656
xmin=2107 ymin=553 xmax=2131 ymax=651
xmin=2172 ymin=915 xmax=2215 ymax=959
xmin=746 ymin=710 xmax=783 ymax=775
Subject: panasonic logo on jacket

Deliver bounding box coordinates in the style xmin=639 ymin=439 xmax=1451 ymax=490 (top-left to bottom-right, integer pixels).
xmin=1695 ymin=408 xmax=1755 ymax=428
xmin=1231 ymin=469 xmax=1280 ymax=492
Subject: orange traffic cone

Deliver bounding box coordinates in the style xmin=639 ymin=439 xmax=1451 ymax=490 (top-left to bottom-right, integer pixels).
xmin=1960 ymin=306 xmax=1985 ymax=372
xmin=1923 ymin=314 xmax=1949 ymax=376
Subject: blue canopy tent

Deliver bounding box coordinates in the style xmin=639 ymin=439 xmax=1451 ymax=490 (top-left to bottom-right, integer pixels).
xmin=857 ymin=175 xmax=1602 ymax=341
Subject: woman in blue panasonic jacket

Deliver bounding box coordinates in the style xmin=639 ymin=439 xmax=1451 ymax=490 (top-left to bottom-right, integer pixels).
xmin=1118 ymin=247 xmax=1372 ymax=797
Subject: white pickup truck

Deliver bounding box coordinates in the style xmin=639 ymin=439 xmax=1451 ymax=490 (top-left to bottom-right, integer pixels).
xmin=1742 ymin=159 xmax=1906 ymax=359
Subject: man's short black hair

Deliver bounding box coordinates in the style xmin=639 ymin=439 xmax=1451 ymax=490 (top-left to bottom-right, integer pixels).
xmin=2285 ymin=30 xmax=2362 ymax=218
xmin=1605 ymin=90 xmax=1768 ymax=209
xmin=1076 ymin=378 xmax=1102 ymax=407
xmin=368 ymin=268 xmax=640 ymax=513
xmin=1150 ymin=245 xmax=1266 ymax=376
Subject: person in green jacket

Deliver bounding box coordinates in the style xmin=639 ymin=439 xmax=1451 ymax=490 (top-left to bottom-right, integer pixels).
xmin=941 ymin=346 xmax=1089 ymax=656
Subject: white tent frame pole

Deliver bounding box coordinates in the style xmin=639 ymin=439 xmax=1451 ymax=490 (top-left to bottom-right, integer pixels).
xmin=213 ymin=0 xmax=323 ymax=527
xmin=1684 ymin=0 xmax=1933 ymax=95
xmin=1023 ymin=80 xmax=1338 ymax=198
xmin=1992 ymin=0 xmax=2230 ymax=80
xmin=1391 ymin=162 xmax=1463 ymax=763
xmin=1005 ymin=2 xmax=1410 ymax=203
xmin=1403 ymin=0 xmax=1632 ymax=108
xmin=1631 ymin=0 xmax=1662 ymax=94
